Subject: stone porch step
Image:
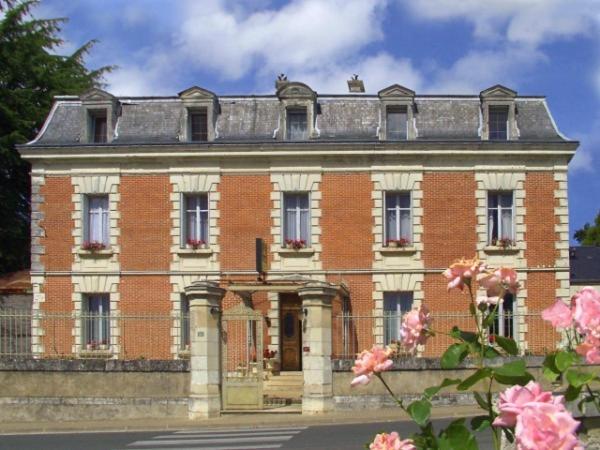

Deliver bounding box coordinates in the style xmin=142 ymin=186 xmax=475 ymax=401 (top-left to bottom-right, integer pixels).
xmin=264 ymin=372 xmax=304 ymax=401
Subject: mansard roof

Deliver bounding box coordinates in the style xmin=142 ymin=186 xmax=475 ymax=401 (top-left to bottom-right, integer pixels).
xmin=28 ymin=84 xmax=569 ymax=146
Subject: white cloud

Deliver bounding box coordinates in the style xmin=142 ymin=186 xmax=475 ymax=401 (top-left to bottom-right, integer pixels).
xmin=283 ymin=52 xmax=423 ymax=94
xmin=426 ymin=46 xmax=546 ymax=94
xmin=402 ymin=0 xmax=598 ymax=46
xmin=175 ymin=0 xmax=387 ymax=80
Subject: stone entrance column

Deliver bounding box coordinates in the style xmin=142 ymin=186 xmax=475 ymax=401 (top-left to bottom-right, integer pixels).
xmin=185 ymin=280 xmax=226 ymax=419
xmin=297 ymin=281 xmax=337 ymax=415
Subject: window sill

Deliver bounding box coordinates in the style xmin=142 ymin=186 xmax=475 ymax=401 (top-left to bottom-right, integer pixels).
xmin=277 ymin=247 xmax=315 ymax=256
xmin=78 ymin=248 xmax=114 ymax=258
xmin=178 ymin=349 xmax=191 ymax=359
xmin=483 ymin=246 xmax=520 ymax=255
xmin=379 ymin=246 xmax=417 ymax=255
xmin=176 ymin=248 xmax=213 ymax=256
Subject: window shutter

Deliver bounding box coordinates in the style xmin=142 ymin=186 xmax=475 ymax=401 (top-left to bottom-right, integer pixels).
xmin=82 ymin=195 xmax=89 ymax=243
xmin=179 ymin=192 xmax=185 ymax=248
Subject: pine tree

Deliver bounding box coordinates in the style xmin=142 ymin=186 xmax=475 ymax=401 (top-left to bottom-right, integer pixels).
xmin=0 ymin=0 xmax=113 ymax=273
xmin=574 ymin=211 xmax=600 ymax=246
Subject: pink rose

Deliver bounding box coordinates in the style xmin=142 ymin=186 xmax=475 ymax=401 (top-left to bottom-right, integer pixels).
xmin=515 ymin=403 xmax=581 ymax=450
xmin=399 ymin=306 xmax=432 ymax=353
xmin=369 ymin=432 xmax=416 ymax=450
xmin=478 ymin=267 xmax=520 ymax=298
xmin=350 ymin=346 xmax=393 ymax=387
xmin=443 ymin=257 xmax=484 ymax=291
xmin=572 ymin=286 xmax=600 ymax=338
xmin=476 ymin=295 xmax=500 ymax=307
xmin=542 ymin=299 xmax=573 ymax=329
xmin=575 ymin=337 xmax=600 ymax=364
xmin=493 ymin=381 xmax=561 ymax=428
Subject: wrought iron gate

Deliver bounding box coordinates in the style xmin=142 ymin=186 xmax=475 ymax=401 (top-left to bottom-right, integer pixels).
xmin=220 ymin=302 xmax=264 ymax=410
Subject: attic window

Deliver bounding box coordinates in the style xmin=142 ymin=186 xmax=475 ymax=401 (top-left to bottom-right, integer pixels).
xmin=286 ymin=108 xmax=308 ymax=140
xmin=488 ymin=106 xmax=509 ymax=141
xmin=189 ymin=109 xmax=208 ymax=142
xmin=90 ymin=112 xmax=107 ymax=143
xmin=386 ymin=106 xmax=407 ymax=140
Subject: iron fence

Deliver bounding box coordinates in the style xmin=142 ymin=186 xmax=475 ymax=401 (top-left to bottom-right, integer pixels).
xmin=332 ymin=311 xmax=561 ymax=359
xmin=0 ymin=308 xmax=189 ymax=359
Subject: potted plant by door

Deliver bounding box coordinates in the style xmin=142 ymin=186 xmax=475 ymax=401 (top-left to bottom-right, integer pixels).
xmin=264 ymin=349 xmax=279 ymax=376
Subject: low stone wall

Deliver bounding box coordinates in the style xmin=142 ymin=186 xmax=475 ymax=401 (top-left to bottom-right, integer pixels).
xmin=0 ymin=359 xmax=190 ymax=422
xmin=332 ymin=357 xmax=599 ymax=410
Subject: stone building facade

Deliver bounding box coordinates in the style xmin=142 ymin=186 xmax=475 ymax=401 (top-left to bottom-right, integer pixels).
xmin=19 ymin=80 xmax=577 ymax=365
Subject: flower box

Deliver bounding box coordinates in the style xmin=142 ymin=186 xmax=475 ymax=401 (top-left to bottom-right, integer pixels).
xmin=81 ymin=241 xmax=106 ymax=251
xmin=386 ymin=238 xmax=410 ymax=248
xmin=284 ymin=239 xmax=306 ymax=250
xmin=186 ymin=239 xmax=207 ymax=250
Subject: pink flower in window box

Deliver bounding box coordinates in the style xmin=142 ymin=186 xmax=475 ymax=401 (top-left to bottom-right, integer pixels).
xmin=186 ymin=239 xmax=207 ymax=249
xmin=491 ymin=237 xmax=516 ymax=249
xmin=386 ymin=238 xmax=410 ymax=248
xmin=284 ymin=239 xmax=306 ymax=250
xmin=82 ymin=241 xmax=106 ymax=251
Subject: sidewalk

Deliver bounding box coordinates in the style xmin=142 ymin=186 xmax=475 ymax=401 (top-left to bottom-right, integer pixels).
xmin=0 ymin=405 xmax=481 ymax=435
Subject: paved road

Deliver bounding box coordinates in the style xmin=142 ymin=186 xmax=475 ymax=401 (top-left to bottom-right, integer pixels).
xmin=0 ymin=419 xmax=493 ymax=449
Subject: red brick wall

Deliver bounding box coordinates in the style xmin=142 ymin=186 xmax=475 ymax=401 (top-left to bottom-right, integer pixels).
xmin=524 ymin=172 xmax=557 ymax=266
xmin=422 ymin=172 xmax=478 ymax=268
xmin=119 ymin=276 xmax=171 ymax=359
xmin=41 ymin=277 xmax=73 ymax=356
xmin=219 ymin=175 xmax=272 ymax=271
xmin=525 ymin=272 xmax=560 ymax=353
xmin=40 ymin=177 xmax=73 ymax=271
xmin=120 ymin=175 xmax=171 ymax=271
xmin=321 ymin=173 xmax=373 ymax=269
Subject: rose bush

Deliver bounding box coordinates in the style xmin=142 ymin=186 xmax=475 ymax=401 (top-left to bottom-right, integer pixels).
xmin=351 ymin=257 xmax=598 ymax=450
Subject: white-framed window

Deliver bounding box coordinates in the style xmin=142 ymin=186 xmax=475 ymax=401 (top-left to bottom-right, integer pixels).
xmin=180 ymin=294 xmax=190 ymax=351
xmin=487 ymin=191 xmax=514 ymax=244
xmin=384 ymin=192 xmax=411 ymax=244
xmin=489 ymin=293 xmax=515 ymax=339
xmin=383 ymin=292 xmax=413 ymax=345
xmin=283 ymin=192 xmax=310 ymax=244
xmin=182 ymin=194 xmax=209 ymax=246
xmin=386 ymin=106 xmax=408 ymax=140
xmin=82 ymin=294 xmax=110 ymax=349
xmin=488 ymin=105 xmax=509 ymax=141
xmin=286 ymin=108 xmax=308 ymax=140
xmin=84 ymin=195 xmax=109 ymax=246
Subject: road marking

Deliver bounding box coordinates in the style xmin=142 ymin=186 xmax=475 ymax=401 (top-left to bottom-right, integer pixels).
xmin=173 ymin=426 xmax=307 ymax=434
xmin=152 ymin=430 xmax=302 ymax=439
xmin=128 ymin=435 xmax=293 ymax=446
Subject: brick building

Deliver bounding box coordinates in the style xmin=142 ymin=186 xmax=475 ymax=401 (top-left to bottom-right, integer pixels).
xmin=18 ymin=79 xmax=577 ymax=367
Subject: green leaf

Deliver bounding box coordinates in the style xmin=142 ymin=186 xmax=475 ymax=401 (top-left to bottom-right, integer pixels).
xmin=457 ymin=368 xmax=492 ymax=391
xmin=441 ymin=343 xmax=469 ymax=369
xmin=482 ymin=310 xmax=497 ymax=328
xmin=542 ymin=353 xmax=560 ymax=381
xmin=565 ymin=384 xmax=583 ymax=402
xmin=473 ymin=392 xmax=489 ymax=410
xmin=408 ymin=399 xmax=431 ymax=427
xmin=566 ymin=370 xmax=595 ymax=388
xmin=438 ymin=419 xmax=479 ymax=450
xmin=424 ymin=378 xmax=461 ymax=399
xmin=494 ymin=359 xmax=526 ymax=377
xmin=469 ymin=303 xmax=477 ymax=316
xmin=494 ymin=335 xmax=518 ymax=356
xmin=483 ymin=346 xmax=501 ymax=359
xmin=555 ymin=351 xmax=578 ymax=372
xmin=471 ymin=415 xmax=491 ymax=432
xmin=451 ymin=326 xmax=479 ymax=344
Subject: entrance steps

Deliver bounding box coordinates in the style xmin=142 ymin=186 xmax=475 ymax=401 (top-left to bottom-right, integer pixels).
xmin=263 ymin=371 xmax=303 ymax=404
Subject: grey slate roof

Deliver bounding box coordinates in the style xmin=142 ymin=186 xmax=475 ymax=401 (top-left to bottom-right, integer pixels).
xmin=570 ymin=246 xmax=600 ymax=284
xmin=30 ymin=92 xmax=567 ymax=146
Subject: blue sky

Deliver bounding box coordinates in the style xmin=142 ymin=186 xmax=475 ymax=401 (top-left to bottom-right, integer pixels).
xmin=33 ymin=0 xmax=600 ymax=241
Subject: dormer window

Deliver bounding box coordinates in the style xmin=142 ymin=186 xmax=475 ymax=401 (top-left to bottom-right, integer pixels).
xmin=286 ymin=108 xmax=308 ymax=140
xmin=90 ymin=111 xmax=107 ymax=143
xmin=489 ymin=106 xmax=509 ymax=141
xmin=386 ymin=106 xmax=408 ymax=140
xmin=189 ymin=109 xmax=208 ymax=142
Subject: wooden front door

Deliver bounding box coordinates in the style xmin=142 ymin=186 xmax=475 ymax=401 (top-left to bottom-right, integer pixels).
xmin=280 ymin=294 xmax=302 ymax=371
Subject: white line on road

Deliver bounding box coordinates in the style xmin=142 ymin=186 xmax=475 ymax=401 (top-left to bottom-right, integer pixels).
xmin=173 ymin=426 xmax=307 ymax=434
xmin=152 ymin=430 xmax=302 ymax=439
xmin=127 ymin=435 xmax=293 ymax=446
